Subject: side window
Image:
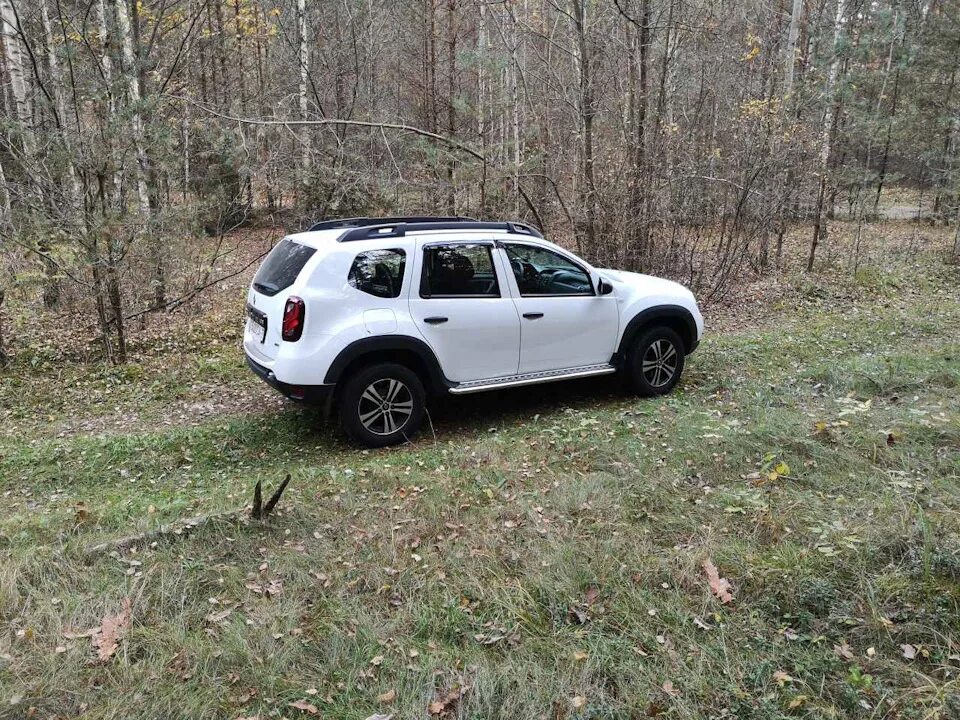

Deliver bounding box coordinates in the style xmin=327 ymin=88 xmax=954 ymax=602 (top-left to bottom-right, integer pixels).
xmin=348 ymin=249 xmax=406 ymax=298
xmin=504 ymin=244 xmax=594 ymax=296
xmin=420 ymin=244 xmax=500 ymax=298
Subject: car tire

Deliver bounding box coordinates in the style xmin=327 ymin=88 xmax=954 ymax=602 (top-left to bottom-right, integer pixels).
xmin=626 ymin=326 xmax=686 ymax=396
xmin=338 ymin=363 xmax=426 ymax=447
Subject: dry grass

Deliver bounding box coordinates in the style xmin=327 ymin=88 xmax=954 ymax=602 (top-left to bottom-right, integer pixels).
xmin=0 ymin=221 xmax=958 ymax=719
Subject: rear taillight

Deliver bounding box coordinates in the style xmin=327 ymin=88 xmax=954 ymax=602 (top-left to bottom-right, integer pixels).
xmin=281 ymin=296 xmax=305 ymax=341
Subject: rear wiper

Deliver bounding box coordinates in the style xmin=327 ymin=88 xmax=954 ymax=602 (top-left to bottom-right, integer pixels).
xmin=253 ymin=281 xmax=278 ymax=295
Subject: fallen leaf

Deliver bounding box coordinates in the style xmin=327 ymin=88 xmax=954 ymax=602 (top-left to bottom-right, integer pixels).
xmin=427 ymin=685 xmax=469 ymax=716
xmin=702 ymin=559 xmax=733 ymax=604
xmin=772 ymin=670 xmax=793 ymax=685
xmin=377 ymin=689 xmax=396 ymax=704
xmin=788 ymin=695 xmax=808 ymax=709
xmin=834 ymin=642 xmax=854 ymax=661
xmin=205 ymin=608 xmax=232 ymax=624
xmin=288 ymin=699 xmax=319 ymax=715
xmin=573 ymin=650 xmax=588 ymax=661
xmin=662 ymin=680 xmax=679 ymax=697
xmin=900 ymin=643 xmax=917 ymax=660
xmin=572 ymin=695 xmax=587 ymax=709
xmin=93 ymin=598 xmax=132 ymax=662
xmin=370 ymin=654 xmax=384 ymax=666
xmin=364 ymin=715 xmax=394 ymax=720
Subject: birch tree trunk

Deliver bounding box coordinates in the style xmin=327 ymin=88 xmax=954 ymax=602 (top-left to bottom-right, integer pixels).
xmin=807 ymin=0 xmax=844 ymax=272
xmin=40 ymin=0 xmax=83 ymax=216
xmin=477 ymin=0 xmax=488 ymax=216
xmin=0 ymin=0 xmax=33 ymax=155
xmin=783 ymin=0 xmax=804 ymax=98
xmin=297 ymin=0 xmax=311 ymax=200
xmin=571 ymin=0 xmax=597 ymax=252
xmin=509 ymin=4 xmax=521 ymax=218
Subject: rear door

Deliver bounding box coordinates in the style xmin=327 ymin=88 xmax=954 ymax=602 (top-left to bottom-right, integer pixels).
xmin=245 ymin=238 xmax=316 ymax=363
xmin=408 ymin=239 xmax=521 ymax=383
xmin=501 ymin=242 xmax=619 ymax=373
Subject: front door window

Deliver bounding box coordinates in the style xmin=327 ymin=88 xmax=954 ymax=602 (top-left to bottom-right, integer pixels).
xmin=503 ymin=244 xmax=594 ymax=296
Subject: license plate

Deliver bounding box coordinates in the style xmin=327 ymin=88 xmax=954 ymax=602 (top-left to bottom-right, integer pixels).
xmin=247 ymin=306 xmax=267 ymax=343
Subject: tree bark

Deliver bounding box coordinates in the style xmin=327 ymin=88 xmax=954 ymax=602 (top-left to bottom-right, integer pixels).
xmin=114 ymin=0 xmax=161 ymax=308
xmin=783 ymin=0 xmax=803 ymax=98
xmin=297 ymin=0 xmax=311 ymax=200
xmin=571 ymin=0 xmax=597 ymax=252
xmin=808 ymin=0 xmax=845 ymax=273
xmin=0 ymin=0 xmax=33 ymax=154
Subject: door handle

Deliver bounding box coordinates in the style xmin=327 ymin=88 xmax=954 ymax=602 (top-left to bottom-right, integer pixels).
xmin=423 ymin=316 xmax=449 ymax=325
xmin=522 ymin=312 xmax=544 ymax=320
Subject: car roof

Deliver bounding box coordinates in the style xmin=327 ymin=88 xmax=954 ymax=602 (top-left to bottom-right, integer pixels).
xmin=286 ymin=220 xmax=547 ymax=250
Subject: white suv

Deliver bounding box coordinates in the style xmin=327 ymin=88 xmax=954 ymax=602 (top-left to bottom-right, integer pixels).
xmin=244 ymin=217 xmax=703 ymax=447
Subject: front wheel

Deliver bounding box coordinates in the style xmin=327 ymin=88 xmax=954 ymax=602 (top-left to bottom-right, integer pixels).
xmin=338 ymin=363 xmax=426 ymax=447
xmin=626 ymin=326 xmax=685 ymax=396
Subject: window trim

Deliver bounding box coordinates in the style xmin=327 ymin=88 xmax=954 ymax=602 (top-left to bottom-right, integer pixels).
xmin=502 ymin=242 xmax=596 ymax=298
xmin=347 ymin=247 xmax=407 ymax=299
xmin=419 ymin=242 xmax=503 ymax=299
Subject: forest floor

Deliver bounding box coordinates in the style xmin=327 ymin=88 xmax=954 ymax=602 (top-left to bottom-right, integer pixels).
xmin=0 ymin=221 xmax=958 ymax=719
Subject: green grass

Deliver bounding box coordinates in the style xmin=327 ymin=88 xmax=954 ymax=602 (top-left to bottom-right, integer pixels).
xmin=0 ymin=259 xmax=958 ymax=719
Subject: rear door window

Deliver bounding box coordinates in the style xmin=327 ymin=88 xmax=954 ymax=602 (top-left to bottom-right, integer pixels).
xmin=252 ymin=239 xmax=316 ymax=296
xmin=348 ymin=249 xmax=406 ymax=298
xmin=420 ymin=244 xmax=500 ymax=298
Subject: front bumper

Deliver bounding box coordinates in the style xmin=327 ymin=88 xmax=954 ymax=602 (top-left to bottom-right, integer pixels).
xmin=246 ymin=354 xmax=333 ymax=405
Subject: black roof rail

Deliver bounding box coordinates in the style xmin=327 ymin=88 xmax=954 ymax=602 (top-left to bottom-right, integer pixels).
xmin=308 ymin=216 xmax=472 ymax=232
xmin=337 ymin=220 xmax=544 ymax=242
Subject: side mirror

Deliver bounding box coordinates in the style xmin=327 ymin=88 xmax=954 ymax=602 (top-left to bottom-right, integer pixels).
xmin=597 ymin=278 xmax=614 ymax=295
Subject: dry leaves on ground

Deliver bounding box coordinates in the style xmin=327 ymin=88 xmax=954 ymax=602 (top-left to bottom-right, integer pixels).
xmin=92 ymin=598 xmax=132 ymax=661
xmin=428 ymin=685 xmax=470 ymax=716
xmin=288 ymin=699 xmax=319 ymax=715
xmin=702 ymin=559 xmax=734 ymax=604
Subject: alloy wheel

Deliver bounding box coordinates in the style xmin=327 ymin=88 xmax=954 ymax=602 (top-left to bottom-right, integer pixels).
xmin=357 ymin=378 xmax=415 ymax=436
xmin=642 ymin=339 xmax=678 ymax=388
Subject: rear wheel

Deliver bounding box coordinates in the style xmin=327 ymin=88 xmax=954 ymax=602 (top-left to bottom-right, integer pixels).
xmin=338 ymin=363 xmax=426 ymax=447
xmin=626 ymin=326 xmax=685 ymax=396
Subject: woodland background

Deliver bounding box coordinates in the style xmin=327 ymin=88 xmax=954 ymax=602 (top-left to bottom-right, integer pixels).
xmin=0 ymin=0 xmax=959 ymax=365
xmin=1 ymin=3 xmax=959 ymax=718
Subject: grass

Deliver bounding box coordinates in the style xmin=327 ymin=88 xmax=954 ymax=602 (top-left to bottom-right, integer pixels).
xmin=1 ymin=250 xmax=958 ymax=719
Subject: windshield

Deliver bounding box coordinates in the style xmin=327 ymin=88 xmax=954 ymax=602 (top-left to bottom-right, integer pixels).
xmin=252 ymin=239 xmax=316 ymax=296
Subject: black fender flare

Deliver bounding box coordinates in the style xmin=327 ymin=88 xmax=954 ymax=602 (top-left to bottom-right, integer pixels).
xmin=323 ymin=335 xmax=452 ymax=394
xmin=614 ymin=305 xmax=699 ymax=366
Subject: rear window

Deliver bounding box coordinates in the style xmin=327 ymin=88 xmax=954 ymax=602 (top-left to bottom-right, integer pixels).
xmin=252 ymin=239 xmax=316 ymax=296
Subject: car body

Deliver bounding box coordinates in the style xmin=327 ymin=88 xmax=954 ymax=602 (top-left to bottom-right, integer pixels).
xmin=244 ymin=217 xmax=703 ymax=446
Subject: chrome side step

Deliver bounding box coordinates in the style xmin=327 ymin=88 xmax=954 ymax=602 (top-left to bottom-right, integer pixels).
xmin=449 ymin=363 xmax=617 ymax=395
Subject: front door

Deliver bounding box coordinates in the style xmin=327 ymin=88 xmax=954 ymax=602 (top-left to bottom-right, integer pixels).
xmin=501 ymin=242 xmax=619 ymax=374
xmin=408 ymin=240 xmax=521 ymax=382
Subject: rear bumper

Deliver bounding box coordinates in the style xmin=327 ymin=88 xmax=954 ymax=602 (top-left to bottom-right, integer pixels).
xmin=246 ymin=353 xmax=333 ymax=404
